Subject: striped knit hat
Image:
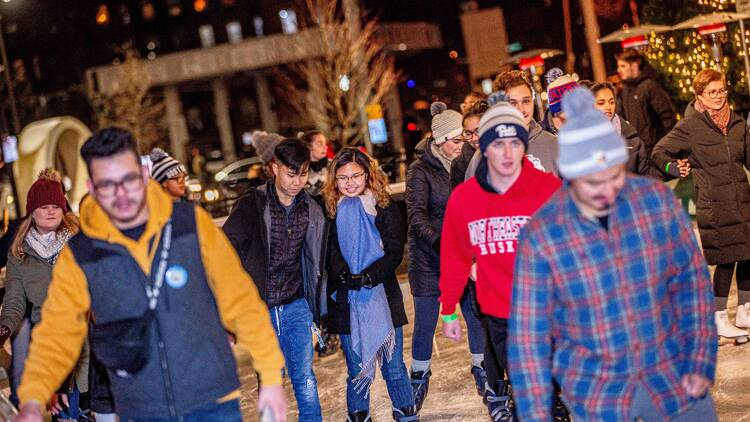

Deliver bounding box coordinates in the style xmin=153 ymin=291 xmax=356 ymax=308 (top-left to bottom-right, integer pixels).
xmin=557 ymin=87 xmax=628 ymax=179
xmin=546 ymin=68 xmax=579 ymax=115
xmin=430 ymin=102 xmax=464 ymax=145
xmin=477 ymin=92 xmax=529 ymax=154
xmin=149 ymin=148 xmax=186 ymax=184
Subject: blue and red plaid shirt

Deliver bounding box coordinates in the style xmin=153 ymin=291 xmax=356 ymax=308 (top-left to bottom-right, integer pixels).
xmin=508 ymin=176 xmax=716 ymax=421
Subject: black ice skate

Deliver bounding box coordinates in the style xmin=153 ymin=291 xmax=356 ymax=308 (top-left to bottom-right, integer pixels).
xmin=410 ymin=370 xmax=431 ymax=412
xmin=552 ymin=394 xmax=571 ymax=422
xmin=392 ymin=405 xmax=419 ymax=421
xmin=471 ymin=364 xmax=487 ymax=396
xmin=485 ymin=381 xmax=515 ymax=422
xmin=347 ymin=410 xmax=371 ymax=422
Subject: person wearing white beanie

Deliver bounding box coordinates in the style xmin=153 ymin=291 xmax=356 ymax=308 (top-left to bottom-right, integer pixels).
xmin=439 ymin=92 xmax=564 ymax=421
xmin=509 ymin=86 xmax=717 ymax=422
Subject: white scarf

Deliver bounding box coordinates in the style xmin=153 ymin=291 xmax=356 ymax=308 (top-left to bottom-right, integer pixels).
xmin=25 ymin=226 xmax=70 ymax=264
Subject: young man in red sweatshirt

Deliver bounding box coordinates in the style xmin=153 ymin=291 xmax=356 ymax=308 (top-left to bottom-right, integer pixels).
xmin=439 ymin=94 xmax=561 ymax=421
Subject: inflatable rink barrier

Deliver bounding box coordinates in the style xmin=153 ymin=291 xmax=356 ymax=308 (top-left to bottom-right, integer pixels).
xmin=14 ymin=117 xmax=92 ymax=216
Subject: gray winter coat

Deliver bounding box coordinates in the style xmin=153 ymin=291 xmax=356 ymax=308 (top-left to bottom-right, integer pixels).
xmin=465 ymin=120 xmax=558 ymax=179
xmin=1 ymin=246 xmax=53 ymax=332
xmin=652 ymin=103 xmax=750 ymax=265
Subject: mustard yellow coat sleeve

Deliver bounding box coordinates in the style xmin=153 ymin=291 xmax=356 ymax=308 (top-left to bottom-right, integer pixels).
xmin=18 ymin=246 xmax=90 ymax=405
xmin=195 ymin=207 xmax=284 ymax=386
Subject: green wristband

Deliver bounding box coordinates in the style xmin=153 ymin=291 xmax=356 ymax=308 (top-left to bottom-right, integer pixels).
xmin=665 ymin=162 xmax=671 ymax=173
xmin=441 ymin=313 xmax=458 ymax=323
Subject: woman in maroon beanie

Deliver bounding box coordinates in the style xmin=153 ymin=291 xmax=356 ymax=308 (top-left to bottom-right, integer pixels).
xmin=0 ymin=169 xmax=80 ymax=412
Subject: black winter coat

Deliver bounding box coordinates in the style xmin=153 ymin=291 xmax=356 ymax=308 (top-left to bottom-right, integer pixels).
xmin=223 ymin=182 xmax=329 ymax=323
xmin=617 ymin=65 xmax=677 ymax=154
xmin=620 ymin=116 xmax=652 ymax=176
xmin=406 ymin=139 xmax=451 ymax=296
xmin=450 ymin=143 xmax=476 ymax=190
xmin=652 ymin=104 xmax=750 ymax=265
xmin=326 ymin=200 xmax=408 ymax=334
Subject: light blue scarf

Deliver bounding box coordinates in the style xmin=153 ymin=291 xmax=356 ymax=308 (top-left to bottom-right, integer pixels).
xmin=336 ymin=192 xmax=395 ymax=394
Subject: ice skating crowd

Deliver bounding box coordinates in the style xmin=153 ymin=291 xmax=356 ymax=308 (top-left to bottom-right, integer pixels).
xmin=5 ymin=49 xmax=750 ymax=422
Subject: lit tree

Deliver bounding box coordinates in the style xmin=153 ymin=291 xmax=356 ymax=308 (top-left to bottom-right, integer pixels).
xmin=641 ymin=0 xmax=749 ymax=110
xmin=89 ymin=47 xmax=167 ymax=151
xmin=277 ymin=0 xmax=400 ymax=147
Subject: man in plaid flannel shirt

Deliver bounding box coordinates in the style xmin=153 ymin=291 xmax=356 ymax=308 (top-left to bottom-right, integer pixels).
xmin=508 ymin=88 xmax=717 ymax=422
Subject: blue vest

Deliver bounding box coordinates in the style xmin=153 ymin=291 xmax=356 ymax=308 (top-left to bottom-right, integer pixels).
xmin=69 ymin=203 xmax=239 ymax=419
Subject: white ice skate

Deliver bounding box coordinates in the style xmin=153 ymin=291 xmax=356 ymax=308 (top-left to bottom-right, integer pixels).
xmin=735 ymin=303 xmax=750 ymax=329
xmin=716 ymin=310 xmax=749 ymax=344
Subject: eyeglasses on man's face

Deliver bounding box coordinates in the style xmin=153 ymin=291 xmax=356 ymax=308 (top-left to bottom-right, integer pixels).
xmin=93 ymin=172 xmax=143 ymax=197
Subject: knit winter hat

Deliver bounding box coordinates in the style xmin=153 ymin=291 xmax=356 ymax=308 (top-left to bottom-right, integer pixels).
xmin=430 ymin=102 xmax=464 ymax=145
xmin=546 ymin=68 xmax=579 ymax=115
xmin=251 ymin=131 xmax=285 ymax=165
xmin=557 ymin=87 xmax=628 ymax=179
xmin=150 ymin=148 xmax=186 ymax=184
xmin=477 ymin=91 xmax=529 ymax=154
xmin=26 ymin=169 xmax=67 ymax=215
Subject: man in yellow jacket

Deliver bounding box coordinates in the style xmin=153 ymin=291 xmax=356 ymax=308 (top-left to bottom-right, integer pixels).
xmin=16 ymin=128 xmax=287 ymax=422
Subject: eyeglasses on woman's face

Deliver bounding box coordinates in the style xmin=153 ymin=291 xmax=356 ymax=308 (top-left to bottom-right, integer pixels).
xmin=335 ymin=171 xmax=367 ymax=185
xmin=703 ymin=88 xmax=728 ymax=99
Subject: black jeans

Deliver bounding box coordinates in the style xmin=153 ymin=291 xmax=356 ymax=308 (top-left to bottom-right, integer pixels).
xmin=483 ymin=315 xmax=509 ymax=391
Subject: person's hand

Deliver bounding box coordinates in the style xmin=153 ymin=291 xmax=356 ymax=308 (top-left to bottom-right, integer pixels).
xmin=677 ymin=159 xmax=691 ymax=178
xmin=0 ymin=325 xmax=12 ymax=345
xmin=258 ymin=385 xmax=287 ymax=422
xmin=469 ymin=263 xmax=478 ymax=281
xmin=442 ymin=319 xmax=462 ymax=342
xmin=682 ymin=374 xmax=711 ymax=398
xmin=14 ymin=402 xmax=43 ymax=422
xmin=47 ymin=393 xmax=68 ymax=415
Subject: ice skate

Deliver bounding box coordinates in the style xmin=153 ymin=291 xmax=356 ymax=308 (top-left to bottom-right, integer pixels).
xmin=471 ymin=364 xmax=487 ymax=396
xmin=716 ymin=310 xmax=749 ymax=345
xmin=484 ymin=381 xmax=515 ymax=422
xmin=735 ymin=303 xmax=750 ymax=329
xmin=347 ymin=411 xmax=371 ymax=422
xmin=410 ymin=370 xmax=431 ymax=412
xmin=392 ymin=405 xmax=419 ymax=421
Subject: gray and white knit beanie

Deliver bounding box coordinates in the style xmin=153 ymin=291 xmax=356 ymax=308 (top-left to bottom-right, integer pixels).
xmin=150 ymin=148 xmax=186 ymax=184
xmin=251 ymin=131 xmax=285 ymax=165
xmin=556 ymin=87 xmax=628 ymax=179
xmin=477 ymin=91 xmax=529 ymax=154
xmin=430 ymin=102 xmax=464 ymax=145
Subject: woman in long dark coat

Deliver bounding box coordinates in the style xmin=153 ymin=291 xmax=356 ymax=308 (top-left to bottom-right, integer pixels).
xmin=652 ymin=68 xmax=750 ymax=341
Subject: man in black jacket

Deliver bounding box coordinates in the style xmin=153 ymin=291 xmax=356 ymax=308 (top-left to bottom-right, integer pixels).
xmin=616 ymin=49 xmax=677 ymax=155
xmin=223 ymin=139 xmax=327 ymax=422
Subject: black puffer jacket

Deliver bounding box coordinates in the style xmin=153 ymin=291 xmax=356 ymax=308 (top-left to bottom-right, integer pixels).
xmin=326 ymin=200 xmax=408 ymax=334
xmin=652 ymin=103 xmax=750 ymax=265
xmin=617 ymin=65 xmax=677 ymax=154
xmin=619 ymin=116 xmax=652 ymax=176
xmin=450 ymin=142 xmax=476 ymax=189
xmin=406 ymin=139 xmax=451 ymax=296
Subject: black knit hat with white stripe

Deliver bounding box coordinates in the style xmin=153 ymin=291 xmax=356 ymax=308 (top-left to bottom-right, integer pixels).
xmin=150 ymin=148 xmax=186 ymax=184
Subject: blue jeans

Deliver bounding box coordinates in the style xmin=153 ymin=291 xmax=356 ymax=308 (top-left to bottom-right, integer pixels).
xmin=629 ymin=382 xmax=717 ymax=422
xmin=411 ymin=292 xmax=485 ymax=361
xmin=340 ymin=326 xmax=415 ymax=413
xmin=8 ymin=318 xmax=32 ymax=407
xmin=125 ymin=399 xmax=242 ymax=422
xmin=269 ymin=298 xmax=322 ymax=422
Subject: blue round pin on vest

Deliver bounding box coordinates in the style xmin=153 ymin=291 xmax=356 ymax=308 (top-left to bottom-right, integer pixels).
xmin=165 ymin=265 xmax=188 ymax=289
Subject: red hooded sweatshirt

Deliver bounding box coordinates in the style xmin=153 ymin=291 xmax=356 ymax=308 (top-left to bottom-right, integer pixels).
xmin=439 ymin=158 xmax=561 ymax=319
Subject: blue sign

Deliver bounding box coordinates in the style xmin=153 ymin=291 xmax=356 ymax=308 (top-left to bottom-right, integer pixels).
xmin=368 ymin=118 xmax=388 ymax=144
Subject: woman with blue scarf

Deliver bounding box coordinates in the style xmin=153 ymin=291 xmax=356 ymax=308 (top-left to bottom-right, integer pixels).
xmin=323 ymin=148 xmax=417 ymax=422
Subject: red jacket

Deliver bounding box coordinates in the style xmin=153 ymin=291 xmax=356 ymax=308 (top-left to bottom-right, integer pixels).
xmin=439 ymin=159 xmax=561 ymax=319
